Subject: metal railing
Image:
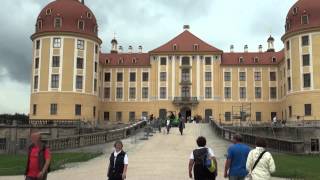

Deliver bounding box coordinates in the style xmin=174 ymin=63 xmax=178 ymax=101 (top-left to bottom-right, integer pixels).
xmin=173 ymin=97 xmax=199 ymax=106
xmin=210 ymin=120 xmax=305 ymax=154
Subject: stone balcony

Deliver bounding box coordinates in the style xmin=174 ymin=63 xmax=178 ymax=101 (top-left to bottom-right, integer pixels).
xmin=173 ymin=96 xmax=199 ymax=106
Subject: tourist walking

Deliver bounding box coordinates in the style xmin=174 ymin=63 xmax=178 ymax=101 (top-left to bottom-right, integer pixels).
xmin=224 ymin=134 xmax=250 ymax=180
xmin=25 ymin=132 xmax=51 ymax=180
xmin=166 ymin=118 xmax=171 ymax=134
xmin=246 ymin=138 xmax=275 ymax=180
xmin=108 ymin=140 xmax=128 ymax=180
xmin=178 ymin=118 xmax=185 ymax=135
xmin=189 ymin=136 xmax=217 ymax=180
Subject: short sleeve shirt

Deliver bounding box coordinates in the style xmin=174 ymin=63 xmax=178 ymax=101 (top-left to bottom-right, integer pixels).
xmin=27 ymin=146 xmax=51 ymax=177
xmin=189 ymin=147 xmax=215 ymax=160
xmin=113 ymin=150 xmax=128 ymax=165
xmin=227 ymin=143 xmax=250 ymax=176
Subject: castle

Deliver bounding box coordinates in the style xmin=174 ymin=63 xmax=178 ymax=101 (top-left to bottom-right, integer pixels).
xmin=29 ymin=0 xmax=320 ymax=124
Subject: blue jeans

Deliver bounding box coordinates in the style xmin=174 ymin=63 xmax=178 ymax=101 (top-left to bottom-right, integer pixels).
xmin=229 ymin=176 xmax=245 ymax=180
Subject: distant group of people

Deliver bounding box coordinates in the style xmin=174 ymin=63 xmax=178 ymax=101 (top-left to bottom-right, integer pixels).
xmin=272 ymin=116 xmax=287 ymax=127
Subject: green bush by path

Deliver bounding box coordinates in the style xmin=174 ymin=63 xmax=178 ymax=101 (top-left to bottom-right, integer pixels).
xmin=273 ymin=154 xmax=320 ymax=180
xmin=0 ymin=152 xmax=101 ymax=176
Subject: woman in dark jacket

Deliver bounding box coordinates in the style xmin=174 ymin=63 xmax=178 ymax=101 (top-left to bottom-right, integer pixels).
xmin=108 ymin=141 xmax=128 ymax=180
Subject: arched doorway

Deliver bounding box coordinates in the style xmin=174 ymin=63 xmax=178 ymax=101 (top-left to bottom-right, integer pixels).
xmin=180 ymin=106 xmax=191 ymax=121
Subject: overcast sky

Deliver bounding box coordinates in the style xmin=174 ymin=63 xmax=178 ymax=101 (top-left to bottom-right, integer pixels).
xmin=0 ymin=0 xmax=295 ymax=114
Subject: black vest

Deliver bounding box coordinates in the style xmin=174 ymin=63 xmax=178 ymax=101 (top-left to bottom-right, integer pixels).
xmin=108 ymin=151 xmax=126 ymax=179
xmin=193 ymin=148 xmax=215 ymax=180
xmin=25 ymin=143 xmax=50 ymax=176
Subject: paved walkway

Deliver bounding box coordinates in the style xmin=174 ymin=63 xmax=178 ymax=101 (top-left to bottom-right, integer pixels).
xmin=2 ymin=123 xmax=285 ymax=180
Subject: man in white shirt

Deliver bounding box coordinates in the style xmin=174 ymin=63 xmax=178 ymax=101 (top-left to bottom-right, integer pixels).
xmin=188 ymin=136 xmax=217 ymax=180
xmin=107 ymin=141 xmax=128 ymax=180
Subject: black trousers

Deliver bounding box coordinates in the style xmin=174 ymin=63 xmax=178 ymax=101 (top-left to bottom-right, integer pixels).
xmin=25 ymin=176 xmax=47 ymax=180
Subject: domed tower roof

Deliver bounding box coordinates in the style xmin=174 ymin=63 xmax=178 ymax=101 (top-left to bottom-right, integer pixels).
xmin=32 ymin=0 xmax=100 ymax=42
xmin=284 ymin=0 xmax=320 ymax=37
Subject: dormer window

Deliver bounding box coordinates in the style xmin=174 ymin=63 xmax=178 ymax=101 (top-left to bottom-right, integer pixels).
xmin=239 ymin=57 xmax=244 ymax=63
xmin=37 ymin=20 xmax=42 ymax=30
xmin=193 ymin=44 xmax=199 ymax=51
xmin=118 ymin=58 xmax=123 ymax=64
xmin=301 ymin=15 xmax=309 ymax=25
xmin=132 ymin=58 xmax=137 ymax=64
xmin=46 ymin=8 xmax=52 ymax=15
xmin=254 ymin=57 xmax=259 ymax=63
xmin=54 ymin=17 xmax=62 ymax=28
xmin=93 ymin=25 xmax=98 ymax=33
xmin=105 ymin=59 xmax=110 ymax=64
xmin=78 ymin=20 xmax=85 ymax=30
xmin=173 ymin=44 xmax=177 ymax=51
xmin=272 ymin=57 xmax=277 ymax=63
xmin=86 ymin=12 xmax=92 ymax=19
xmin=292 ymin=7 xmax=298 ymax=15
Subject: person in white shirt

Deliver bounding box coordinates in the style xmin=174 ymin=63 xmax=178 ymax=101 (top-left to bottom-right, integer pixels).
xmin=107 ymin=141 xmax=128 ymax=180
xmin=189 ymin=136 xmax=217 ymax=180
xmin=246 ymin=138 xmax=275 ymax=180
xmin=272 ymin=116 xmax=277 ymax=126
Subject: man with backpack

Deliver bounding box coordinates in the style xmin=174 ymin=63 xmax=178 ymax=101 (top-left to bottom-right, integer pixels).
xmin=25 ymin=132 xmax=51 ymax=180
xmin=189 ymin=136 xmax=217 ymax=180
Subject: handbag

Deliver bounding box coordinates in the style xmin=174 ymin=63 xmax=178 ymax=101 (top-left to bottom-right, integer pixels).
xmin=246 ymin=150 xmax=267 ymax=180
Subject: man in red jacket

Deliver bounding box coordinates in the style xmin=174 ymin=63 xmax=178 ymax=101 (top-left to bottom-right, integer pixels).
xmin=25 ymin=132 xmax=51 ymax=180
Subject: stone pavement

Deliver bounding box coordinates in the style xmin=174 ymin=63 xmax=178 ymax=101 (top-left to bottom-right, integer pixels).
xmin=1 ymin=123 xmax=286 ymax=180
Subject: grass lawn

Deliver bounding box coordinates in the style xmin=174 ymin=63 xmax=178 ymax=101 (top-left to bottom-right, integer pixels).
xmin=273 ymin=154 xmax=320 ymax=179
xmin=0 ymin=152 xmax=101 ymax=176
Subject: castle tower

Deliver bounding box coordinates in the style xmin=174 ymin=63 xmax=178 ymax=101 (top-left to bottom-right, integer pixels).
xmin=30 ymin=0 xmax=102 ymax=123
xmin=281 ymin=0 xmax=320 ymax=120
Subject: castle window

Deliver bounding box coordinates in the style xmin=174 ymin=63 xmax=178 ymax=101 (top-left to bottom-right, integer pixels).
xmin=301 ymin=15 xmax=309 ymax=25
xmin=160 ymin=57 xmax=167 ymax=65
xmin=173 ymin=44 xmax=177 ymax=51
xmin=51 ymin=74 xmax=59 ymax=88
xmin=286 ymin=41 xmax=290 ymax=50
xmin=117 ymin=72 xmax=123 ymax=82
xmin=130 ymin=72 xmax=136 ymax=82
xmin=182 ymin=57 xmax=190 ymax=65
xmin=305 ymin=104 xmax=312 ymax=116
xmin=33 ymin=104 xmax=37 ymax=115
xmin=270 ymin=87 xmax=277 ymax=99
xmin=54 ymin=17 xmax=62 ymax=28
xmin=254 ymin=57 xmax=259 ymax=63
xmin=52 ymin=56 xmax=60 ymax=67
xmin=270 ymin=72 xmax=276 ymax=81
xmin=254 ymin=72 xmax=261 ymax=81
xmin=50 ymin=104 xmax=57 ymax=115
xmin=302 ymin=35 xmax=309 ymax=46
xmin=193 ymin=44 xmax=199 ymax=51
xmin=37 ymin=20 xmax=42 ymax=30
xmin=302 ymin=54 xmax=310 ymax=66
xmin=94 ymin=25 xmax=98 ymax=33
xmin=118 ymin=58 xmax=123 ymax=64
xmin=95 ymin=45 xmax=99 ymax=54
xmin=132 ymin=58 xmax=137 ymax=64
xmin=46 ymin=8 xmax=52 ymax=15
xmin=239 ymin=72 xmax=246 ymax=81
xmin=76 ymin=58 xmax=84 ymax=69
xmin=239 ymin=57 xmax=244 ymax=63
xmin=76 ymin=76 xmax=83 ymax=89
xmin=53 ymin=38 xmax=61 ymax=48
xmin=77 ymin=40 xmax=84 ymax=50
xmin=142 ymin=72 xmax=149 ymax=81
xmin=78 ymin=20 xmax=85 ymax=30
xmin=87 ymin=12 xmax=92 ymax=19
xmin=75 ymin=104 xmax=81 ymax=115
xmin=36 ymin=40 xmax=41 ymax=49
xmin=104 ymin=72 xmax=111 ymax=82
xmin=272 ymin=57 xmax=277 ymax=63
xmin=105 ymin=59 xmax=110 ymax=64
xmin=224 ymin=72 xmax=231 ymax=81
xmin=35 ymin=58 xmax=39 ymax=69
xmin=292 ymin=7 xmax=298 ymax=15
xmin=303 ymin=73 xmax=311 ymax=88
xmin=33 ymin=76 xmax=38 ymax=89
xmin=205 ymin=57 xmax=212 ymax=65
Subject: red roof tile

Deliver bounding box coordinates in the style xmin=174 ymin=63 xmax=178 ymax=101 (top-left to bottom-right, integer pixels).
xmin=100 ymin=53 xmax=151 ymax=67
xmin=221 ymin=50 xmax=285 ymax=65
xmin=33 ymin=0 xmax=99 ymax=40
xmin=150 ymin=30 xmax=222 ymax=53
xmin=285 ymin=0 xmax=320 ymax=35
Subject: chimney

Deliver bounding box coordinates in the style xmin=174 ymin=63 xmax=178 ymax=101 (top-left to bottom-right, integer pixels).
xmin=128 ymin=45 xmax=133 ymax=53
xmin=110 ymin=38 xmax=118 ymax=54
xmin=230 ymin=45 xmax=234 ymax=53
xmin=138 ymin=45 xmax=142 ymax=53
xmin=183 ymin=25 xmax=190 ymax=30
xmin=118 ymin=45 xmax=123 ymax=53
xmin=258 ymin=45 xmax=263 ymax=52
xmin=244 ymin=45 xmax=248 ymax=52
